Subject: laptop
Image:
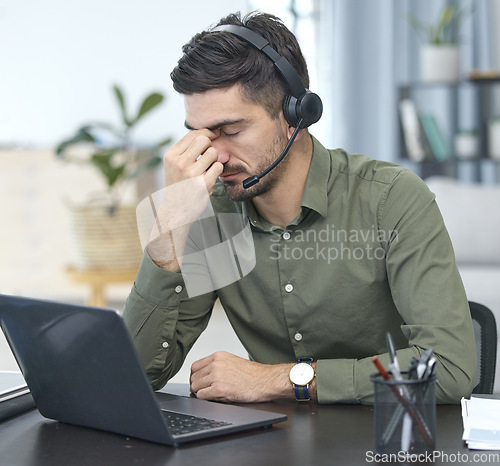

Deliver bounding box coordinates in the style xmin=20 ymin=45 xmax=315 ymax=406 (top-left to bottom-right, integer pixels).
xmin=0 ymin=294 xmax=287 ymax=446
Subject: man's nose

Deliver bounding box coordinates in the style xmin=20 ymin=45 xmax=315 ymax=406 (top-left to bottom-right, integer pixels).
xmin=211 ymin=139 xmax=230 ymax=164
xmin=217 ymin=151 xmax=230 ymax=165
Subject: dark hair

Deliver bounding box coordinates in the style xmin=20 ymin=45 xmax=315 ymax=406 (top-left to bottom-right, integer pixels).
xmin=170 ymin=11 xmax=310 ymax=119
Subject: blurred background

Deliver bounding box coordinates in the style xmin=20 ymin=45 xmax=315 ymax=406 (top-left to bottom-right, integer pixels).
xmin=1 ymin=0 xmax=500 ymax=386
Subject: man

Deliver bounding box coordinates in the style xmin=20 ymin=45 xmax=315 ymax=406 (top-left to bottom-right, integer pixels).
xmin=123 ymin=11 xmax=476 ymax=404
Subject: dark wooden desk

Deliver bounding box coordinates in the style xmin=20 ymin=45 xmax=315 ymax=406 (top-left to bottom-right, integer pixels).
xmin=0 ymin=384 xmax=494 ymax=465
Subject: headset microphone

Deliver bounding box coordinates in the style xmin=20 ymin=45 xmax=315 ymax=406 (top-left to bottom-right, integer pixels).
xmin=242 ymin=119 xmax=304 ymax=189
xmin=211 ymin=24 xmax=323 ymax=190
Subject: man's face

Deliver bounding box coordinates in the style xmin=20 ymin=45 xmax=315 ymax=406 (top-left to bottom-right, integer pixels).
xmin=184 ymin=84 xmax=289 ymax=202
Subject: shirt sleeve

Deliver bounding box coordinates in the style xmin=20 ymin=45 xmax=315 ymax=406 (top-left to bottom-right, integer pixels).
xmin=315 ymin=170 xmax=476 ymax=404
xmin=122 ymin=253 xmax=217 ymax=390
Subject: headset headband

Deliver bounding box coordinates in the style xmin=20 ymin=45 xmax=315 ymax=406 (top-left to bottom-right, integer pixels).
xmin=211 ymin=24 xmax=306 ymax=98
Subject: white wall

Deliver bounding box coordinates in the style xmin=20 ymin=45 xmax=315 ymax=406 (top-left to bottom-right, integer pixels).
xmin=0 ymin=0 xmax=249 ymax=148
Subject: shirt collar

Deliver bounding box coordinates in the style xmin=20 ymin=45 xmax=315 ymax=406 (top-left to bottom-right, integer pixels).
xmin=300 ymin=135 xmax=329 ymax=218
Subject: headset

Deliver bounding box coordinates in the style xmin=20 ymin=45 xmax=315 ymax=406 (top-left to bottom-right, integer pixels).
xmin=211 ymin=24 xmax=323 ymax=189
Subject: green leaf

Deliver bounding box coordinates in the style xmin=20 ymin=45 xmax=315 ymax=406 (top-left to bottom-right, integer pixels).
xmin=143 ymin=154 xmax=163 ymax=169
xmin=90 ymin=151 xmax=114 ymax=170
xmin=107 ymin=165 xmax=127 ymax=187
xmin=56 ymin=126 xmax=96 ymax=157
xmin=90 ymin=151 xmax=126 ymax=188
xmin=113 ymin=84 xmax=131 ymax=127
xmin=439 ymin=6 xmax=454 ymax=30
xmin=133 ymin=92 xmax=164 ymax=125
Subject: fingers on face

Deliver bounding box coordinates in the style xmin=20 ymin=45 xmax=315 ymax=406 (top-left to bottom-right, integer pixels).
xmin=174 ymin=129 xmax=220 ymax=158
xmin=166 ymin=131 xmax=222 ymax=180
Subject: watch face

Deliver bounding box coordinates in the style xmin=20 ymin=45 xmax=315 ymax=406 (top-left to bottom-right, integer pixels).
xmin=289 ymin=362 xmax=315 ymax=385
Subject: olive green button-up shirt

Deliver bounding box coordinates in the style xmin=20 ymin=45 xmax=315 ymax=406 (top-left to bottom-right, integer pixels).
xmin=123 ymin=136 xmax=476 ymax=404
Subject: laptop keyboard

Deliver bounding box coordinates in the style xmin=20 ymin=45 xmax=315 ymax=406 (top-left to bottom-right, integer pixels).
xmin=162 ymin=411 xmax=233 ymax=435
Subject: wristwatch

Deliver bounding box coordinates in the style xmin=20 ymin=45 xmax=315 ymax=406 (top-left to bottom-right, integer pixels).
xmin=289 ymin=357 xmax=315 ymax=401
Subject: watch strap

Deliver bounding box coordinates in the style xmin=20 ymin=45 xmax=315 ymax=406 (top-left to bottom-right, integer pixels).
xmin=298 ymin=357 xmax=313 ymax=364
xmin=293 ymin=357 xmax=313 ymax=401
xmin=294 ymin=384 xmax=310 ymax=400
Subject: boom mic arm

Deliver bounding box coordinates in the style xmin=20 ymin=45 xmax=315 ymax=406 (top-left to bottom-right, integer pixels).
xmin=242 ymin=118 xmax=304 ymax=189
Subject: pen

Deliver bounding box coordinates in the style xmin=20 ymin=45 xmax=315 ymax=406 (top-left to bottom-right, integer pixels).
xmin=374 ymin=355 xmax=404 ymax=445
xmin=403 ymin=348 xmax=433 ymax=452
xmin=408 ymin=357 xmax=419 ymax=380
xmin=372 ymin=355 xmax=391 ymax=381
xmin=386 ymin=332 xmax=401 ymax=374
xmin=417 ymin=348 xmax=434 ymax=379
xmin=386 ymin=333 xmax=411 ymax=451
xmin=386 ymin=333 xmax=397 ymax=360
xmin=405 ymin=350 xmax=435 ymax=451
xmin=384 ymin=371 xmax=416 ymax=447
xmin=371 ymin=356 xmax=435 ymax=449
xmin=423 ymin=356 xmax=437 ymax=380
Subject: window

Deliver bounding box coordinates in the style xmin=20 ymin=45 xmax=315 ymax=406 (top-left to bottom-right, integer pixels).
xmin=247 ymin=0 xmax=317 ymax=90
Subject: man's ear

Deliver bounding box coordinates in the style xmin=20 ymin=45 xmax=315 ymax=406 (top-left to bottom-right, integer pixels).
xmin=279 ymin=109 xmax=306 ymax=140
xmin=287 ymin=124 xmax=306 ymax=140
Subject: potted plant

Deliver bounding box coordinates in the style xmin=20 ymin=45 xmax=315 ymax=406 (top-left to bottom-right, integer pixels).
xmin=56 ymin=84 xmax=171 ymax=271
xmin=409 ymin=1 xmax=472 ymax=82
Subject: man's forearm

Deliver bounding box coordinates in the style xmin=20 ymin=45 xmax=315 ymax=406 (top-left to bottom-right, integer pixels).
xmin=147 ymin=223 xmax=192 ymax=272
xmin=189 ymin=352 xmax=318 ymax=403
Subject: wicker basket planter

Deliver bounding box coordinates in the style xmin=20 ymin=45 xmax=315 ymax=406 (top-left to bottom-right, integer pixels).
xmin=68 ymin=203 xmax=143 ymax=271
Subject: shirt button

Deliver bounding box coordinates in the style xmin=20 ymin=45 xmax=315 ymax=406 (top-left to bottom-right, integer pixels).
xmin=285 ymin=283 xmax=294 ymax=293
xmin=282 ymin=231 xmax=291 ymax=240
xmin=294 ymin=332 xmax=303 ymax=341
xmin=174 ymin=285 xmax=183 ymax=293
xmin=162 ymin=341 xmax=169 ymax=349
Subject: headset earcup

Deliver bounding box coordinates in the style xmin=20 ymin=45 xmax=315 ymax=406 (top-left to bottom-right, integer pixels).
xmin=283 ymin=94 xmax=299 ymax=128
xmin=283 ymin=92 xmax=323 ymax=128
xmin=298 ymin=92 xmax=323 ymax=127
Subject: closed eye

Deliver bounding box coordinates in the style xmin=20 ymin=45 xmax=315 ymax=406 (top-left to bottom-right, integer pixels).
xmin=221 ymin=130 xmax=240 ymax=137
